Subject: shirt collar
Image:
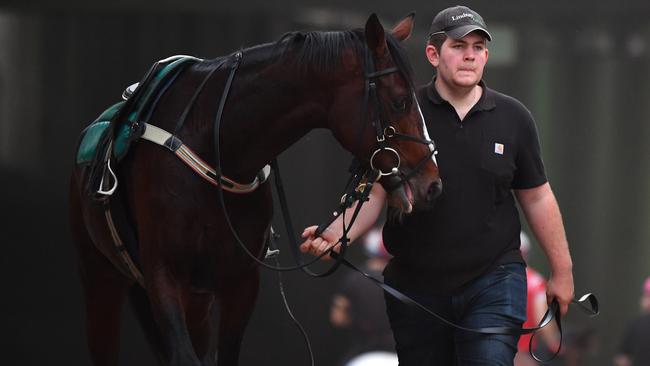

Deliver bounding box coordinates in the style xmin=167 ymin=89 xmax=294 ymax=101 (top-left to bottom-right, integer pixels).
xmin=424 ymin=78 xmax=496 ymax=111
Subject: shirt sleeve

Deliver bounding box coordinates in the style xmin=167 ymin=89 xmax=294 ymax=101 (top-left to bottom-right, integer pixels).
xmin=512 ymin=108 xmax=548 ymax=189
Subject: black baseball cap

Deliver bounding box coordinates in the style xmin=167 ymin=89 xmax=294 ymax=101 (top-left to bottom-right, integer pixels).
xmin=429 ymin=5 xmax=492 ymax=41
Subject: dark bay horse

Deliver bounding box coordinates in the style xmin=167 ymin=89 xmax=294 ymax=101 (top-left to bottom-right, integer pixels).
xmin=69 ymin=13 xmax=441 ymax=366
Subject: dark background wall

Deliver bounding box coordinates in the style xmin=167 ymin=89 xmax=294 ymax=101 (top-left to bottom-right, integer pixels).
xmin=1 ymin=1 xmax=648 ymax=365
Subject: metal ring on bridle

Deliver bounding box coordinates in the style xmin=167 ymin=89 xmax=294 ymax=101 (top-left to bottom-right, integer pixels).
xmin=384 ymin=126 xmax=396 ymax=138
xmin=370 ymin=147 xmax=401 ymax=176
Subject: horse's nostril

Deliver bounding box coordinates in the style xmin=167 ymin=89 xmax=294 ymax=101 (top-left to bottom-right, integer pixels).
xmin=427 ymin=179 xmax=443 ymax=201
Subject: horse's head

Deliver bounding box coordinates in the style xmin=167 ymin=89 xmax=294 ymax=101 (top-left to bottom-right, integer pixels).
xmin=328 ymin=14 xmax=442 ymax=214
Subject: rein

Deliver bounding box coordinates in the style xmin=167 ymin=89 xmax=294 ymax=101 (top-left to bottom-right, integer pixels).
xmin=210 ymin=42 xmax=435 ymax=275
xmin=327 ymin=249 xmax=599 ymax=362
xmin=210 ymin=52 xmax=338 ymax=272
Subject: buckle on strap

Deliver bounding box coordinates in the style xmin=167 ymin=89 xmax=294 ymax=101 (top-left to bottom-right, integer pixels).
xmin=365 ymin=67 xmax=399 ymax=79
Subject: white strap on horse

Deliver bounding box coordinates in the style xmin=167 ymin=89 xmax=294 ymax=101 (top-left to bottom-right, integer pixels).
xmin=140 ymin=123 xmax=271 ymax=194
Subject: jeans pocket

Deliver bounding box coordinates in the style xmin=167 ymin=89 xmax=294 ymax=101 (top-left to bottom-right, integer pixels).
xmin=497 ymin=263 xmax=527 ymax=281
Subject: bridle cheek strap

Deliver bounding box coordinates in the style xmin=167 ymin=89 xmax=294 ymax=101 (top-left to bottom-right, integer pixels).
xmin=362 ymin=49 xmax=437 ymax=186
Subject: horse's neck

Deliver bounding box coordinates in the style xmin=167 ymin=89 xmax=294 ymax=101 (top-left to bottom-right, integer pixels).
xmin=219 ymin=65 xmax=333 ymax=181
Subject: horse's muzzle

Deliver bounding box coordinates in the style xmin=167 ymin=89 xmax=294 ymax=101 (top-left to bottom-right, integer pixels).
xmin=383 ymin=175 xmax=442 ymax=214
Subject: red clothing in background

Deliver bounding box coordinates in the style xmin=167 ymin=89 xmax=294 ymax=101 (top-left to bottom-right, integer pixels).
xmin=518 ymin=268 xmax=546 ymax=351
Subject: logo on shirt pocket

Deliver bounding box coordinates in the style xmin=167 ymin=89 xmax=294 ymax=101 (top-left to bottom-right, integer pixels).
xmin=480 ymin=135 xmax=514 ymax=181
xmin=494 ymin=142 xmax=504 ymax=155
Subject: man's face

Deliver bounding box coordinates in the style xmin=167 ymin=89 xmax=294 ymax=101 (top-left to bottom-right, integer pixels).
xmin=426 ymin=31 xmax=489 ymax=88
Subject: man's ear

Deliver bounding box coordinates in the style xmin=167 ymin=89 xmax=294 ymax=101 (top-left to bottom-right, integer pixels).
xmin=391 ymin=12 xmax=415 ymax=42
xmin=425 ymin=44 xmax=440 ymax=67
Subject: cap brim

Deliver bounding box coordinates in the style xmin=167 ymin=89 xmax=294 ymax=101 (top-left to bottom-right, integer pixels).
xmin=445 ymin=25 xmax=492 ymax=41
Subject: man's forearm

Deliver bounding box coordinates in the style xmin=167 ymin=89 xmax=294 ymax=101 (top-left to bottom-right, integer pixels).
xmin=516 ymin=183 xmax=572 ymax=273
xmin=517 ymin=183 xmax=574 ymax=313
xmin=325 ymin=183 xmax=386 ymax=243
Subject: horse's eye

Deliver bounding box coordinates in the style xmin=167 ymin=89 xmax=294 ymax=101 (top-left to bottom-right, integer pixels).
xmin=392 ymin=97 xmax=408 ymax=112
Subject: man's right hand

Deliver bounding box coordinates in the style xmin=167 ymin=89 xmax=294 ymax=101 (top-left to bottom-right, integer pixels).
xmin=299 ymin=225 xmax=342 ymax=260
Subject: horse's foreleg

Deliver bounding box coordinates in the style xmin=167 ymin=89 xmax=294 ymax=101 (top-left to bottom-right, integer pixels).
xmin=146 ymin=270 xmax=202 ymax=366
xmin=128 ymin=285 xmax=167 ymax=364
xmin=216 ymin=271 xmax=260 ymax=366
xmin=186 ymin=293 xmax=217 ymax=366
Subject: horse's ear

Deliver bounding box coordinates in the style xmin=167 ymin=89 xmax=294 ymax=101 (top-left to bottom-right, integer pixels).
xmin=391 ymin=12 xmax=415 ymax=42
xmin=365 ymin=13 xmax=387 ymax=57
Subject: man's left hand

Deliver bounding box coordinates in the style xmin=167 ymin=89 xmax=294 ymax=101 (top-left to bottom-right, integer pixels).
xmin=546 ymin=269 xmax=574 ymax=316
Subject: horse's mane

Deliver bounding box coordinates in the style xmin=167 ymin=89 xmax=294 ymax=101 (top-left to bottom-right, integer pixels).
xmin=234 ymin=29 xmax=416 ymax=89
xmin=196 ymin=29 xmax=415 ymax=90
xmin=280 ymin=30 xmax=414 ymax=84
xmin=273 ymin=30 xmax=364 ymax=74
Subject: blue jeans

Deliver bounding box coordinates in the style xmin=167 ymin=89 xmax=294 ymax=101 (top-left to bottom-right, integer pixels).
xmin=384 ymin=263 xmax=527 ymax=366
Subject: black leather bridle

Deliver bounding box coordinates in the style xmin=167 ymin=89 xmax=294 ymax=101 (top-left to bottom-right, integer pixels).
xmin=360 ymin=45 xmax=438 ymax=192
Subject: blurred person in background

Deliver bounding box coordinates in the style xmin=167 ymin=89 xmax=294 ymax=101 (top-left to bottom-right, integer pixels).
xmin=329 ymin=226 xmax=397 ymax=366
xmin=613 ymin=276 xmax=650 ymax=366
xmin=514 ymin=231 xmax=560 ymax=366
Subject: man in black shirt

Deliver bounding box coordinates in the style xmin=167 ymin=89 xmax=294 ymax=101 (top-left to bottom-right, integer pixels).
xmin=301 ymin=5 xmax=574 ymax=365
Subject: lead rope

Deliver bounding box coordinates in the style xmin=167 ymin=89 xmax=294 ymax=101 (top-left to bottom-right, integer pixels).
xmin=325 ymin=246 xmax=599 ymax=363
xmin=210 ymin=51 xmax=323 ymax=366
xmin=274 ymin=157 xmax=382 ymax=278
xmin=268 ymin=228 xmax=315 ymax=366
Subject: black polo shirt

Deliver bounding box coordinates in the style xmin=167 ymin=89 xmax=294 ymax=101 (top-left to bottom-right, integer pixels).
xmin=382 ymin=80 xmax=547 ymax=294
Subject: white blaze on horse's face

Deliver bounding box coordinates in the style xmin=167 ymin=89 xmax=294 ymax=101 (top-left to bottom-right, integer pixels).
xmin=414 ymin=94 xmax=438 ymax=166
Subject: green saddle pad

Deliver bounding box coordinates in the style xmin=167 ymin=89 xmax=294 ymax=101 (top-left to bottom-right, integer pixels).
xmin=76 ymin=101 xmax=130 ymax=164
xmin=75 ymin=55 xmax=201 ymax=165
